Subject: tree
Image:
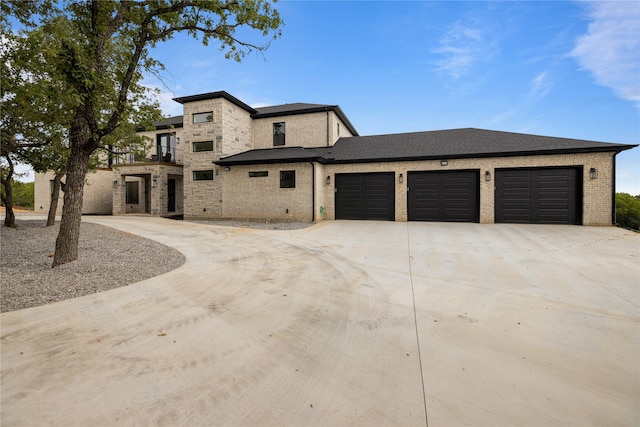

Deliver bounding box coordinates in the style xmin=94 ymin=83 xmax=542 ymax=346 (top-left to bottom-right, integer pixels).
xmin=7 ymin=0 xmax=283 ymax=266
xmin=0 ymin=180 xmax=34 ymax=209
xmin=0 ymin=23 xmax=61 ymax=227
xmin=616 ymin=193 xmax=640 ymax=231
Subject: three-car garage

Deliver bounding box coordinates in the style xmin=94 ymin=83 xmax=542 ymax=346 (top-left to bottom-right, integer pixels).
xmin=334 ymin=167 xmax=583 ymax=225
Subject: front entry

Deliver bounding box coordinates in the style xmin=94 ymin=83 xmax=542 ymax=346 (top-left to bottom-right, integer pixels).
xmin=168 ymin=178 xmax=176 ymax=212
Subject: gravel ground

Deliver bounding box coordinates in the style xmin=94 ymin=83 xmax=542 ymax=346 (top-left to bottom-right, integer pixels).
xmin=1 ymin=220 xmax=186 ymax=313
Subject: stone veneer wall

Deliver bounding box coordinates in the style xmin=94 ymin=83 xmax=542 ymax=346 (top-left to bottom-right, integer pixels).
xmin=181 ymin=97 xmax=253 ymax=219
xmin=112 ymin=163 xmax=184 ymax=216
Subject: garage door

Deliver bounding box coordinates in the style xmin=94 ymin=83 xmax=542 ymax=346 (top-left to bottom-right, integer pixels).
xmin=407 ymin=171 xmax=479 ymax=222
xmin=335 ymin=173 xmax=395 ymax=220
xmin=495 ymin=168 xmax=581 ymax=224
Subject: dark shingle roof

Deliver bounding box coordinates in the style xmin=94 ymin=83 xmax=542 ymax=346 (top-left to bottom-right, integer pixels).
xmin=173 ymin=91 xmax=256 ymax=113
xmin=254 ymin=103 xmax=331 ymax=115
xmin=216 ymin=128 xmax=636 ymax=166
xmin=154 ymin=115 xmax=184 ymax=129
xmin=216 ymin=147 xmax=332 ymax=165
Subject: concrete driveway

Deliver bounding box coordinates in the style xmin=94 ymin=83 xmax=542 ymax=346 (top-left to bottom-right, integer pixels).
xmin=1 ymin=217 xmax=638 ymax=426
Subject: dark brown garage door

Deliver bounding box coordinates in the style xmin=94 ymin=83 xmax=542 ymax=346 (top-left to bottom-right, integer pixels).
xmin=495 ymin=167 xmax=582 ymax=224
xmin=335 ymin=173 xmax=395 ymax=220
xmin=407 ymin=170 xmax=479 ymax=222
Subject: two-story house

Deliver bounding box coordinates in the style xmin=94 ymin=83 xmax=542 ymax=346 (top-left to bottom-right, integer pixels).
xmin=34 ymin=90 xmax=636 ymax=225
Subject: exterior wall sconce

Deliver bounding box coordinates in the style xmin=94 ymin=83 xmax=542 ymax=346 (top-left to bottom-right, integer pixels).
xmin=224 ymin=166 xmax=231 ymax=171
xmin=485 ymin=171 xmax=491 ymax=181
xmin=589 ymin=167 xmax=598 ymax=179
xmin=113 ymin=180 xmax=118 ymax=188
xmin=399 ymin=173 xmax=404 ymax=184
xmin=440 ymin=160 xmax=448 ymax=166
xmin=326 ymin=175 xmax=331 ymax=185
xmin=151 ymin=179 xmax=157 ymax=188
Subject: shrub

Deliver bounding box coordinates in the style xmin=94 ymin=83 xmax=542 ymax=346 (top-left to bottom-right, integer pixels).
xmin=616 ymin=193 xmax=640 ymax=231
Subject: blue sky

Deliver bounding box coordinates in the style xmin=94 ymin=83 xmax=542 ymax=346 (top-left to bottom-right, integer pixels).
xmin=17 ymin=1 xmax=640 ymax=194
xmin=142 ymin=0 xmax=639 ymax=194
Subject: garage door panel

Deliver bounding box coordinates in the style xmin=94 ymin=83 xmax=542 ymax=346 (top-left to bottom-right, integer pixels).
xmin=335 ymin=173 xmax=395 ymax=221
xmin=496 ymin=168 xmax=581 ymax=225
xmin=408 ymin=171 xmax=479 ymax=222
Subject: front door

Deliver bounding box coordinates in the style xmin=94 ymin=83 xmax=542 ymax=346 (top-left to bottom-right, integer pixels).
xmin=167 ymin=179 xmax=176 ymax=212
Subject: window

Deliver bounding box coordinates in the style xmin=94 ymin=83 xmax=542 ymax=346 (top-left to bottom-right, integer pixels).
xmin=249 ymin=171 xmax=268 ymax=177
xmin=193 ymin=141 xmax=214 ymax=152
xmin=157 ymin=133 xmax=176 ymax=162
xmin=125 ymin=181 xmax=139 ymax=204
xmin=337 ymin=123 xmax=340 ymax=136
xmin=193 ymin=112 xmax=213 ymax=124
xmin=193 ymin=170 xmax=214 ymax=181
xmin=280 ymin=170 xmax=295 ymax=188
xmin=273 ymin=122 xmax=285 ymax=146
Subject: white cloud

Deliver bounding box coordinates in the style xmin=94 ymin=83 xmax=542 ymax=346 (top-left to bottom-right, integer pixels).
xmin=570 ymin=1 xmax=640 ymax=105
xmin=529 ymin=71 xmax=551 ymax=100
xmin=433 ymin=21 xmax=496 ymax=79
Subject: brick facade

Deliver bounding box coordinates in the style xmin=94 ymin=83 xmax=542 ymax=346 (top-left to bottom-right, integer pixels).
xmin=32 ymin=91 xmax=630 ymax=226
xmin=34 ymin=169 xmax=113 ymax=215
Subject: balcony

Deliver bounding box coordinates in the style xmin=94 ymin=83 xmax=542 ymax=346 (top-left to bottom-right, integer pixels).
xmin=109 ymin=146 xmax=179 ymax=166
xmin=149 ymin=146 xmax=177 ymax=164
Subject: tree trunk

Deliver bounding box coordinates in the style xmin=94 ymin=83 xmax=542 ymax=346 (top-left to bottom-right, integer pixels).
xmin=1 ymin=157 xmax=16 ymax=228
xmin=47 ymin=170 xmax=66 ymax=226
xmin=3 ymin=186 xmax=16 ymax=228
xmin=52 ymin=149 xmax=90 ymax=267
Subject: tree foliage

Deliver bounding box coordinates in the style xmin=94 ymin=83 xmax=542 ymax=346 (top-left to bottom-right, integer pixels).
xmin=4 ymin=0 xmax=283 ymax=265
xmin=0 ymin=180 xmax=34 ymax=210
xmin=616 ymin=193 xmax=640 ymax=231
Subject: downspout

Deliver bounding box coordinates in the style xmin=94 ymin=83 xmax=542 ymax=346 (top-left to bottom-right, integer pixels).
xmin=310 ymin=161 xmax=315 ymax=222
xmin=611 ymin=153 xmax=617 ymax=225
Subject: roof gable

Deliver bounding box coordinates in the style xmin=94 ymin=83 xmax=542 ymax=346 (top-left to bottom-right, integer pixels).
xmin=172 ymin=91 xmax=256 ymax=113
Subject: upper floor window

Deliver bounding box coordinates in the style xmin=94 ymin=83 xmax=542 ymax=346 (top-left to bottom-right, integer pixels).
xmin=193 ymin=141 xmax=213 ymax=152
xmin=193 ymin=170 xmax=214 ymax=181
xmin=193 ymin=112 xmax=213 ymax=124
xmin=273 ymin=122 xmax=285 ymax=146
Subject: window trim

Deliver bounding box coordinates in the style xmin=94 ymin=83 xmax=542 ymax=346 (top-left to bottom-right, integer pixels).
xmin=192 ymin=170 xmax=214 ymax=181
xmin=193 ymin=140 xmax=214 ymax=152
xmin=280 ymin=170 xmax=296 ymax=188
xmin=193 ymin=111 xmax=213 ymax=124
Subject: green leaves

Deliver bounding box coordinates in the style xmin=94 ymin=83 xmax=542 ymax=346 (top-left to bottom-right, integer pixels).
xmin=616 ymin=193 xmax=640 ymax=231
